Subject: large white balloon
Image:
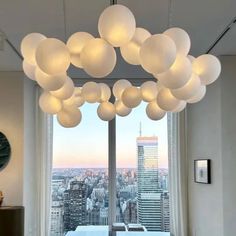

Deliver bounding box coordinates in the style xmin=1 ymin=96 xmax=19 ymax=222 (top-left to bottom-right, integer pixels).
xmin=98 ymin=4 xmax=136 ymax=47
xmin=171 ymin=73 xmax=201 ymax=100
xmin=80 ymin=38 xmax=116 ymax=78
xmin=171 ymin=100 xmax=187 ymax=113
xmin=97 ymin=101 xmax=116 ymax=121
xmin=113 ymin=79 xmax=132 ymax=99
xmin=122 ymin=86 xmax=142 ymax=108
xmin=120 ymin=28 xmax=151 ymax=65
xmin=140 ymin=81 xmax=158 ymax=102
xmin=35 ymin=67 xmax=66 ymax=91
xmin=57 ymin=106 xmax=82 ymax=128
xmin=35 ymin=38 xmax=70 ymax=75
xmin=140 ymin=34 xmax=177 ymax=74
xmin=39 ymin=91 xmax=62 ymax=114
xmin=51 ymin=77 xmax=74 ymax=100
xmin=115 ymin=100 xmax=132 ymax=117
xmin=154 ymin=55 xmax=192 ymax=89
xmin=187 ymin=85 xmax=206 ymax=103
xmin=81 ymin=82 xmax=101 ymax=103
xmin=21 ymin=33 xmax=46 ymax=65
xmin=23 ymin=60 xmax=36 ymax=80
xmin=156 ymin=88 xmax=181 ymax=111
xmin=164 ymin=27 xmax=191 ymax=56
xmin=66 ymin=32 xmax=94 ymax=68
xmin=99 ymin=83 xmax=111 ymax=102
xmin=146 ymin=101 xmax=166 ymax=120
xmin=192 ymin=54 xmax=221 ymax=85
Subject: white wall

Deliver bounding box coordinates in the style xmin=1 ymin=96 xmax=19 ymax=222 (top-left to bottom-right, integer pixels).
xmin=187 ymin=56 xmax=236 ymax=236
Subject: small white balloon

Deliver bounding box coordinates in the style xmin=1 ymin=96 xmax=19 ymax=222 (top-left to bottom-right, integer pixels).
xmin=115 ymin=100 xmax=132 ymax=117
xmin=122 ymin=86 xmax=142 ymax=108
xmin=80 ymin=38 xmax=116 ymax=78
xmin=120 ymin=28 xmax=151 ymax=65
xmin=66 ymin=32 xmax=94 ymax=68
xmin=171 ymin=73 xmax=201 ymax=100
xmin=140 ymin=81 xmax=158 ymax=102
xmin=23 ymin=60 xmax=36 ymax=80
xmin=39 ymin=91 xmax=62 ymax=114
xmin=21 ymin=33 xmax=46 ymax=65
xmin=63 ymin=94 xmax=85 ymax=108
xmin=57 ymin=106 xmax=82 ymax=128
xmin=81 ymin=82 xmax=101 ymax=103
xmin=154 ymin=55 xmax=192 ymax=89
xmin=36 ymin=38 xmax=71 ymax=75
xmin=171 ymin=100 xmax=187 ymax=113
xmin=51 ymin=77 xmax=74 ymax=100
xmin=113 ymin=79 xmax=132 ymax=99
xmin=146 ymin=101 xmax=166 ymax=120
xmin=99 ymin=83 xmax=111 ymax=102
xmin=140 ymin=34 xmax=177 ymax=74
xmin=156 ymin=88 xmax=181 ymax=111
xmin=35 ymin=67 xmax=66 ymax=91
xmin=97 ymin=101 xmax=116 ymax=121
xmin=164 ymin=27 xmax=191 ymax=56
xmin=98 ymin=4 xmax=136 ymax=47
xmin=187 ymin=85 xmax=206 ymax=103
xmin=192 ymin=54 xmax=221 ymax=85
xmin=187 ymin=55 xmax=195 ymax=63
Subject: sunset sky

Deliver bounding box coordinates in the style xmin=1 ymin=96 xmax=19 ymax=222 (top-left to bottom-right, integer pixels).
xmin=53 ymin=102 xmax=168 ymax=169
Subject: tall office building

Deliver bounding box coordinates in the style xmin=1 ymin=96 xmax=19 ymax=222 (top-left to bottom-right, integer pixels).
xmin=50 ymin=200 xmax=64 ymax=236
xmin=161 ymin=192 xmax=170 ymax=232
xmin=137 ymin=135 xmax=162 ymax=231
xmin=63 ymin=181 xmax=88 ymax=232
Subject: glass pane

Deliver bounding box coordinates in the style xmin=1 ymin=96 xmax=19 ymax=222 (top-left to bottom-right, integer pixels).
xmin=116 ymin=102 xmax=169 ymax=232
xmin=50 ymin=102 xmax=108 ymax=236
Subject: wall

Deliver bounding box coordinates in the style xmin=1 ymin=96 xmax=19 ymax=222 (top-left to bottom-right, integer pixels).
xmin=187 ymin=56 xmax=236 ymax=236
xmin=0 ymin=71 xmax=24 ymax=205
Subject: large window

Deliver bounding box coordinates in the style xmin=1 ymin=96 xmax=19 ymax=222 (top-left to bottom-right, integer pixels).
xmin=50 ymin=88 xmax=170 ymax=236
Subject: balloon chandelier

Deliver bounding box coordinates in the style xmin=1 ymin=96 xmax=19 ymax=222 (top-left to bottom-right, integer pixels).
xmin=21 ymin=4 xmax=221 ymax=128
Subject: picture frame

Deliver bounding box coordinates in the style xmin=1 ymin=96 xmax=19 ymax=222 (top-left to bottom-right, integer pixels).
xmin=194 ymin=159 xmax=211 ymax=184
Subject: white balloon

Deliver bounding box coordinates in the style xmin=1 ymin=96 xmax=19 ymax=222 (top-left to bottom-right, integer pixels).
xmin=57 ymin=106 xmax=82 ymax=128
xmin=23 ymin=60 xmax=36 ymax=80
xmin=80 ymin=38 xmax=116 ymax=78
xmin=171 ymin=100 xmax=187 ymax=113
xmin=51 ymin=77 xmax=74 ymax=100
xmin=99 ymin=83 xmax=111 ymax=102
xmin=156 ymin=88 xmax=181 ymax=111
xmin=115 ymin=100 xmax=132 ymax=117
xmin=187 ymin=55 xmax=195 ymax=63
xmin=120 ymin=28 xmax=151 ymax=65
xmin=21 ymin=33 xmax=46 ymax=65
xmin=113 ymin=79 xmax=132 ymax=99
xmin=192 ymin=54 xmax=221 ymax=85
xmin=122 ymin=86 xmax=142 ymax=108
xmin=97 ymin=101 xmax=116 ymax=121
xmin=164 ymin=27 xmax=191 ymax=56
xmin=146 ymin=101 xmax=166 ymax=120
xmin=39 ymin=91 xmax=62 ymax=114
xmin=154 ymin=55 xmax=192 ymax=89
xmin=63 ymin=94 xmax=85 ymax=108
xmin=98 ymin=4 xmax=136 ymax=47
xmin=66 ymin=32 xmax=94 ymax=68
xmin=140 ymin=81 xmax=158 ymax=102
xmin=81 ymin=82 xmax=101 ymax=103
xmin=187 ymin=85 xmax=206 ymax=103
xmin=35 ymin=67 xmax=66 ymax=91
xmin=140 ymin=34 xmax=177 ymax=74
xmin=171 ymin=73 xmax=201 ymax=100
xmin=36 ymin=38 xmax=70 ymax=75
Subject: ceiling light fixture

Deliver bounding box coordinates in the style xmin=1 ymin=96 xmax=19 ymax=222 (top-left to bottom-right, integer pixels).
xmin=21 ymin=4 xmax=221 ymax=128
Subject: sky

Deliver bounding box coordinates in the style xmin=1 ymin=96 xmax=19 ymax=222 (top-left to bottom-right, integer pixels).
xmin=53 ymin=102 xmax=168 ymax=169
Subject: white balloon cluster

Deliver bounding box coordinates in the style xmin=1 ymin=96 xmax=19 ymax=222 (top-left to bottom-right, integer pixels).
xmin=21 ymin=4 xmax=221 ymax=128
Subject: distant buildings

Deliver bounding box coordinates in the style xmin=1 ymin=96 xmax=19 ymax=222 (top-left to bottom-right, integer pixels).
xmin=51 ymin=200 xmax=64 ymax=236
xmin=161 ymin=191 xmax=170 ymax=232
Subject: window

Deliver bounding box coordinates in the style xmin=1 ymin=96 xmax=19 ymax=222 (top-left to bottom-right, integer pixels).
xmin=50 ymin=87 xmax=170 ymax=236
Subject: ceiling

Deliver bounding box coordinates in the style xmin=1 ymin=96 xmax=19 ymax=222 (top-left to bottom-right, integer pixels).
xmin=0 ymin=0 xmax=235 ymax=79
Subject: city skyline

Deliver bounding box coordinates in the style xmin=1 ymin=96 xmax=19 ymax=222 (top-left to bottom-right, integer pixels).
xmin=53 ymin=102 xmax=168 ymax=169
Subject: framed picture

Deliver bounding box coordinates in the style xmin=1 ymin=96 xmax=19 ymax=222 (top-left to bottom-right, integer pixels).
xmin=194 ymin=159 xmax=211 ymax=184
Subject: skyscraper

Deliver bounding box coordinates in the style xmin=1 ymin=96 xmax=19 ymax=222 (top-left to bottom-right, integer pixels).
xmin=63 ymin=180 xmax=88 ymax=232
xmin=161 ymin=191 xmax=170 ymax=232
xmin=137 ymin=135 xmax=162 ymax=231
